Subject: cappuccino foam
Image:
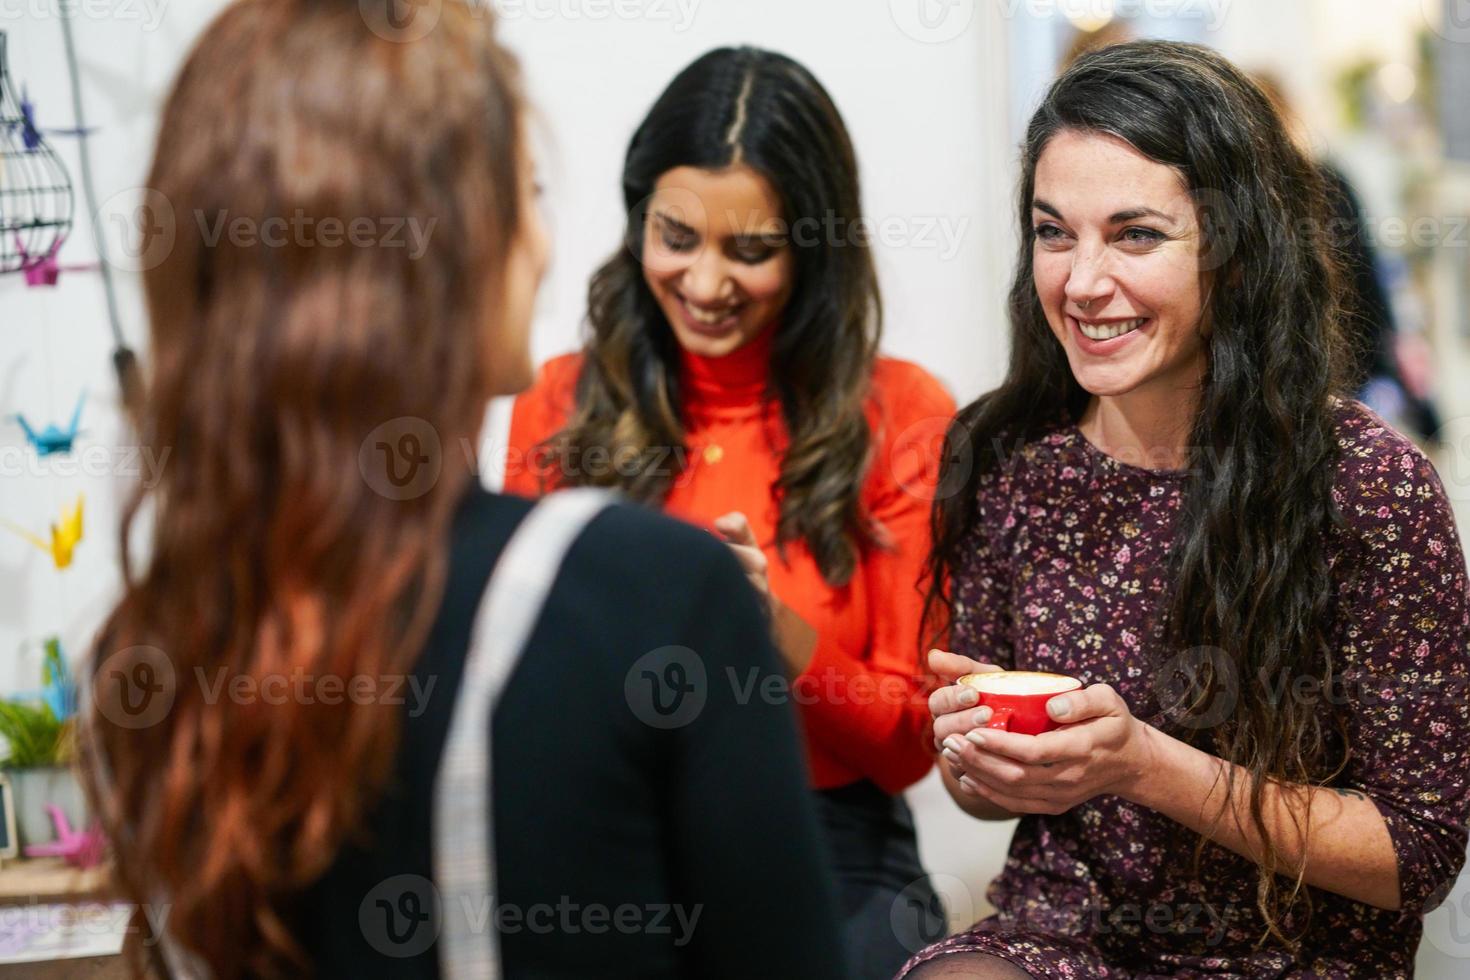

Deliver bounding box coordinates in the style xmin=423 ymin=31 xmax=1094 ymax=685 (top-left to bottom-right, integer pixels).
xmin=961 ymin=671 xmax=1080 ymax=696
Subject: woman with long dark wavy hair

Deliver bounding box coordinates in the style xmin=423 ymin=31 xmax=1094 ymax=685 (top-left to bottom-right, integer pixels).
xmin=506 ymin=47 xmax=955 ymax=979
xmin=909 ymin=41 xmax=1470 ymax=978
xmin=78 ymin=3 xmax=846 ymax=977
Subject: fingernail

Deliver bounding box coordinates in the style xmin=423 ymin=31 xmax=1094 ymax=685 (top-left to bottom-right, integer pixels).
xmin=957 ymin=688 xmax=978 ymax=706
xmin=943 ymin=736 xmax=964 ymax=754
xmin=941 ymin=748 xmax=960 ymax=764
xmin=971 ymin=707 xmax=992 ymax=726
xmin=965 ymin=731 xmax=986 ymax=748
xmin=958 ymin=776 xmax=978 ymax=794
xmin=1049 ymin=695 xmax=1072 ymax=718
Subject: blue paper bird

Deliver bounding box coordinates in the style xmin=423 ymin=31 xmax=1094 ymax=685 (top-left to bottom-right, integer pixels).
xmin=14 ymin=86 xmax=95 ymax=151
xmin=13 ymin=391 xmax=85 ymax=456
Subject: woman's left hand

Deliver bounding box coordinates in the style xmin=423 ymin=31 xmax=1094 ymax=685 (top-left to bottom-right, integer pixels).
xmin=940 ymin=683 xmax=1159 ymax=815
xmin=713 ymin=511 xmax=817 ymax=676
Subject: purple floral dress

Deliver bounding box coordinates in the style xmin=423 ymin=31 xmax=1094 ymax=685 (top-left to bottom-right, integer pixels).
xmin=901 ymin=401 xmax=1470 ymax=979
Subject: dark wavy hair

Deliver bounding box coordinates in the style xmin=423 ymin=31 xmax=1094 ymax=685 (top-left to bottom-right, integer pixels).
xmin=80 ymin=1 xmax=524 ymax=975
xmin=927 ymin=40 xmax=1352 ymax=945
xmin=536 ymin=46 xmax=881 ymax=585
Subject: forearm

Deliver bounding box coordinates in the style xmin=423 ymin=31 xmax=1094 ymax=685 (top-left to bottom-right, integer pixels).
xmin=1131 ymin=725 xmax=1400 ymax=910
xmin=943 ymin=762 xmax=1022 ymax=822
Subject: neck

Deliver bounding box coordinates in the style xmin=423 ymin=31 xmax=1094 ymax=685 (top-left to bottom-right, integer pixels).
xmin=1080 ymin=380 xmax=1201 ymax=472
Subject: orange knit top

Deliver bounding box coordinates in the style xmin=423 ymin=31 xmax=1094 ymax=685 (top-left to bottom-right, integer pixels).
xmin=504 ymin=324 xmax=956 ymax=794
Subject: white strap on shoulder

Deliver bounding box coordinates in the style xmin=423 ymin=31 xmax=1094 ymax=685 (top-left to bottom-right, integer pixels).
xmin=433 ymin=487 xmax=614 ymax=980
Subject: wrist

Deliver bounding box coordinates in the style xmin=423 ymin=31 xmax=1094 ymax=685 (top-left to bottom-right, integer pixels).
xmin=1118 ymin=720 xmax=1173 ymax=809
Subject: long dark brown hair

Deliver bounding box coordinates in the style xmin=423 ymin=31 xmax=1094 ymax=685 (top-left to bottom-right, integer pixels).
xmin=79 ymin=1 xmax=525 ymax=975
xmin=927 ymin=41 xmax=1351 ymax=946
xmin=536 ymin=47 xmax=881 ymax=586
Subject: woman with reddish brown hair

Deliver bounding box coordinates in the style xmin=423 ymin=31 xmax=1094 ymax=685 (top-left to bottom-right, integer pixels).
xmin=79 ymin=2 xmax=844 ymax=977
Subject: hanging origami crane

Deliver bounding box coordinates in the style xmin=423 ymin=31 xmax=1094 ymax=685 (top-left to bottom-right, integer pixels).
xmin=8 ymin=637 xmax=76 ymax=722
xmin=13 ymin=235 xmax=98 ymax=288
xmin=10 ymin=86 xmax=94 ymax=151
xmin=1 ymin=495 xmax=84 ymax=569
xmin=12 ymin=390 xmax=85 ymax=456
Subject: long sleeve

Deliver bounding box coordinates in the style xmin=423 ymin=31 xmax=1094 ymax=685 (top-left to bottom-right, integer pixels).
xmin=668 ymin=543 xmax=847 ymax=979
xmin=1336 ymin=439 xmax=1470 ymax=915
xmin=795 ymin=363 xmax=957 ymax=795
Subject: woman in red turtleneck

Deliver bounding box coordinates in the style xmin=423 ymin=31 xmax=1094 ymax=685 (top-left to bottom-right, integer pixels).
xmin=505 ymin=47 xmax=956 ymax=979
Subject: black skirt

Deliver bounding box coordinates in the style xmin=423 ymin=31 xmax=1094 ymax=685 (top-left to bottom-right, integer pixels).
xmin=813 ymin=780 xmax=946 ymax=980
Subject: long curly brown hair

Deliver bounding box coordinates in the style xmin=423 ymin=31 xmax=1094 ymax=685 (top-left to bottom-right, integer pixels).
xmin=79 ymin=1 xmax=525 ymax=975
xmin=926 ymin=41 xmax=1353 ymax=948
xmin=536 ymin=47 xmax=881 ymax=586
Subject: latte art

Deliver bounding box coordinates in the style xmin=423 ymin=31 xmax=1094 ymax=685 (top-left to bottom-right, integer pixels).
xmin=959 ymin=671 xmax=1081 ymax=696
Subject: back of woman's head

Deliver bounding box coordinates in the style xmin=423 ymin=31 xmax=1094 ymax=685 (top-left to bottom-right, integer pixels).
xmin=83 ymin=1 xmax=524 ymax=974
xmin=563 ymin=47 xmax=882 ymax=585
xmin=930 ymin=39 xmax=1349 ymax=943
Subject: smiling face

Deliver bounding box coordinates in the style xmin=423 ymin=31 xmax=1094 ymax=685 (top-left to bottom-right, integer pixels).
xmin=1030 ymin=129 xmax=1209 ymax=403
xmin=641 ymin=164 xmax=795 ymax=358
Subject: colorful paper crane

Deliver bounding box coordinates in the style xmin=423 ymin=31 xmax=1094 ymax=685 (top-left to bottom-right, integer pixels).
xmin=9 ymin=637 xmax=77 ymax=722
xmin=10 ymin=86 xmax=95 ymax=151
xmin=22 ymin=805 xmax=106 ymax=868
xmin=12 ymin=391 xmax=85 ymax=456
xmin=13 ymin=235 xmax=98 ymax=288
xmin=1 ymin=495 xmax=84 ymax=569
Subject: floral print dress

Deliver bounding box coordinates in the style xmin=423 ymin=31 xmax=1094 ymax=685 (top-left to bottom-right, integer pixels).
xmin=901 ymin=401 xmax=1470 ymax=979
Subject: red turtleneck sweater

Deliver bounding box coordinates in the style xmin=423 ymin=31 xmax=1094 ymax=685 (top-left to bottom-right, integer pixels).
xmin=504 ymin=326 xmax=956 ymax=794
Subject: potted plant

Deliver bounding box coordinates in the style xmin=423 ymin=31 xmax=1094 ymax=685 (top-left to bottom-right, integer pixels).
xmin=0 ymin=638 xmax=86 ymax=849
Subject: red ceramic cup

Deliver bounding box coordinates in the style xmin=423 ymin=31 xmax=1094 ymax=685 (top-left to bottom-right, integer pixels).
xmin=956 ymin=670 xmax=1083 ymax=735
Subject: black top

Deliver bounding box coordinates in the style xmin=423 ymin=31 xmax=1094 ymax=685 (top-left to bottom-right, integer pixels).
xmin=294 ymin=487 xmax=846 ymax=978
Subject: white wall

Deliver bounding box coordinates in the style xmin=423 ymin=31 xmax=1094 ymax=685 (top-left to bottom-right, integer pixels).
xmin=0 ymin=1 xmax=1015 ymax=691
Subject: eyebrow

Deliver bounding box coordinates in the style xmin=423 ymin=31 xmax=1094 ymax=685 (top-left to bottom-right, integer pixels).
xmin=1032 ymin=199 xmax=1177 ymax=225
xmin=652 ymin=210 xmax=693 ymax=233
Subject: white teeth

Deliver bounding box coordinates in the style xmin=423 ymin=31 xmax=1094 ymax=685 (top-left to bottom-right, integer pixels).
xmin=1078 ymin=317 xmax=1146 ymax=341
xmin=685 ymin=300 xmax=740 ymax=324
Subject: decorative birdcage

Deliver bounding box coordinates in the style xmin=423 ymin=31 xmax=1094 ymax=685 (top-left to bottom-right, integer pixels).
xmin=0 ymin=31 xmax=75 ymax=276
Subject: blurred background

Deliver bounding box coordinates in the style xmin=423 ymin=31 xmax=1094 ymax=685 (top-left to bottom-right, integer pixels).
xmin=1 ymin=0 xmax=1469 ymax=972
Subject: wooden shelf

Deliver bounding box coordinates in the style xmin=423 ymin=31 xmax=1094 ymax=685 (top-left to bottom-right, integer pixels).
xmin=0 ymin=857 xmax=111 ymax=903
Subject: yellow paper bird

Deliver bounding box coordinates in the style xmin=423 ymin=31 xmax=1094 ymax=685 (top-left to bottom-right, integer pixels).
xmin=2 ymin=495 xmax=84 ymax=569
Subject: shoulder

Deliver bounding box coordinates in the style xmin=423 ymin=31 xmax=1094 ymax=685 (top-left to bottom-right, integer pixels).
xmin=555 ymin=494 xmax=751 ymax=622
xmin=517 ymin=351 xmax=584 ymax=410
xmin=869 ymin=356 xmax=957 ymax=424
xmin=1330 ymin=399 xmax=1462 ymax=556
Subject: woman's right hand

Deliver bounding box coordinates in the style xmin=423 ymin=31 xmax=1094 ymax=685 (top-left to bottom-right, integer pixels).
xmin=926 ymin=648 xmax=1002 ymax=761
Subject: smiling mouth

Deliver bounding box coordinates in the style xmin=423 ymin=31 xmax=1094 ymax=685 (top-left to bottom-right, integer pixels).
xmin=679 ymin=294 xmax=745 ymax=326
xmin=1076 ymin=316 xmax=1148 ymax=341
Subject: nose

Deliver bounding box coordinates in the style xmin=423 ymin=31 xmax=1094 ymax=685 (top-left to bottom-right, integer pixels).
xmin=679 ymin=246 xmax=734 ymax=307
xmin=1064 ymin=242 xmax=1115 ymax=312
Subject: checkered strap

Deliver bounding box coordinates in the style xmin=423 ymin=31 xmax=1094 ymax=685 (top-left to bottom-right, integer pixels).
xmin=433 ymin=488 xmax=614 ymax=979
